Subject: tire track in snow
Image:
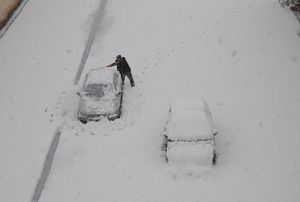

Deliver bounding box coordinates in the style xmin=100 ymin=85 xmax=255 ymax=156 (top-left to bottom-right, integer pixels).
xmin=31 ymin=1 xmax=108 ymax=201
xmin=74 ymin=0 xmax=108 ymax=84
xmin=31 ymin=127 xmax=62 ymax=202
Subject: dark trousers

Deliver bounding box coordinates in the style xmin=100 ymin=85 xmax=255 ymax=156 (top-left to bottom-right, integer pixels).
xmin=121 ymin=71 xmax=135 ymax=87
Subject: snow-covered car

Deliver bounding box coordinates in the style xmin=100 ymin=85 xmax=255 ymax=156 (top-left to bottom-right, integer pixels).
xmin=162 ymin=99 xmax=218 ymax=165
xmin=78 ymin=68 xmax=123 ymax=123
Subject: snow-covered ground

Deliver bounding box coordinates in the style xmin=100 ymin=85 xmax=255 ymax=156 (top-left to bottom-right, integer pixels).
xmin=0 ymin=0 xmax=100 ymax=201
xmin=1 ymin=0 xmax=300 ymax=201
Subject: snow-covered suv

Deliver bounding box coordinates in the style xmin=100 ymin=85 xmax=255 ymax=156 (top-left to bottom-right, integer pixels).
xmin=162 ymin=99 xmax=217 ymax=165
xmin=77 ymin=68 xmax=123 ymax=123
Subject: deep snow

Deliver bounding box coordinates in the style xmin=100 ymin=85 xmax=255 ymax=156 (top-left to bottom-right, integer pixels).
xmin=0 ymin=0 xmax=100 ymax=201
xmin=1 ymin=0 xmax=300 ymax=201
xmin=41 ymin=0 xmax=300 ymax=201
xmin=166 ymin=100 xmax=214 ymax=140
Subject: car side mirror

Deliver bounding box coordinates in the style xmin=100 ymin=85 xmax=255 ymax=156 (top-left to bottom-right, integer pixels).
xmin=213 ymin=130 xmax=218 ymax=136
xmin=116 ymin=91 xmax=123 ymax=96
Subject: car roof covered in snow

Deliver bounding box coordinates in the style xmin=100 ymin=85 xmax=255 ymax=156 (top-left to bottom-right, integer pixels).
xmin=85 ymin=68 xmax=120 ymax=85
xmin=166 ymin=99 xmax=216 ymax=141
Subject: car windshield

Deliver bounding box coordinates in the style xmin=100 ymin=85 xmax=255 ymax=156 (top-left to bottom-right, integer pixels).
xmin=84 ymin=83 xmax=113 ymax=98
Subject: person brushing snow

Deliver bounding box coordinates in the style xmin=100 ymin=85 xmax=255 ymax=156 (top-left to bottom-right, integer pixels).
xmin=105 ymin=55 xmax=135 ymax=87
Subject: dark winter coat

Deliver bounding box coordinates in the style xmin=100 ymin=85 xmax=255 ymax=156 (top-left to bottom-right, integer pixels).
xmin=107 ymin=57 xmax=131 ymax=74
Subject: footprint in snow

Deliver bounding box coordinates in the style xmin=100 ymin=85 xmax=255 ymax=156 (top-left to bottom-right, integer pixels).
xmin=104 ymin=133 xmax=112 ymax=136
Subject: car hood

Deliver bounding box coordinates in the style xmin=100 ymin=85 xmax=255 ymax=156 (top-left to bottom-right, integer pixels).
xmin=80 ymin=96 xmax=119 ymax=115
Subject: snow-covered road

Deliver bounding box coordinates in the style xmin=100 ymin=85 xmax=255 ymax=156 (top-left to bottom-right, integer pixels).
xmin=0 ymin=0 xmax=100 ymax=201
xmin=1 ymin=0 xmax=300 ymax=202
xmin=41 ymin=0 xmax=300 ymax=202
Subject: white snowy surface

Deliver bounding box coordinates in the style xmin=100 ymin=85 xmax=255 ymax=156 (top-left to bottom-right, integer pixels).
xmin=171 ymin=99 xmax=206 ymax=111
xmin=166 ymin=103 xmax=213 ymax=140
xmin=86 ymin=68 xmax=119 ymax=85
xmin=167 ymin=141 xmax=214 ymax=166
xmin=79 ymin=68 xmax=121 ymax=116
xmin=1 ymin=0 xmax=300 ymax=202
xmin=0 ymin=0 xmax=100 ymax=201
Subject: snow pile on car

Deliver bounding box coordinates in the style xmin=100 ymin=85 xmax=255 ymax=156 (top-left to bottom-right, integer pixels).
xmin=163 ymin=99 xmax=217 ymax=173
xmin=166 ymin=99 xmax=216 ymax=141
xmin=86 ymin=68 xmax=119 ymax=85
xmin=167 ymin=141 xmax=214 ymax=166
xmin=78 ymin=68 xmax=123 ymax=122
xmin=167 ymin=109 xmax=212 ymax=140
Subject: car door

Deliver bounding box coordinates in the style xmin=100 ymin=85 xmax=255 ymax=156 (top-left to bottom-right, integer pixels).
xmin=113 ymin=73 xmax=122 ymax=95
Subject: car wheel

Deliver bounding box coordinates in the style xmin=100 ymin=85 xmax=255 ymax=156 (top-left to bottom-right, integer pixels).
xmin=117 ymin=108 xmax=122 ymax=118
xmin=117 ymin=94 xmax=123 ymax=119
xmin=161 ymin=135 xmax=168 ymax=162
xmin=212 ymin=150 xmax=217 ymax=165
xmin=79 ymin=118 xmax=87 ymax=124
